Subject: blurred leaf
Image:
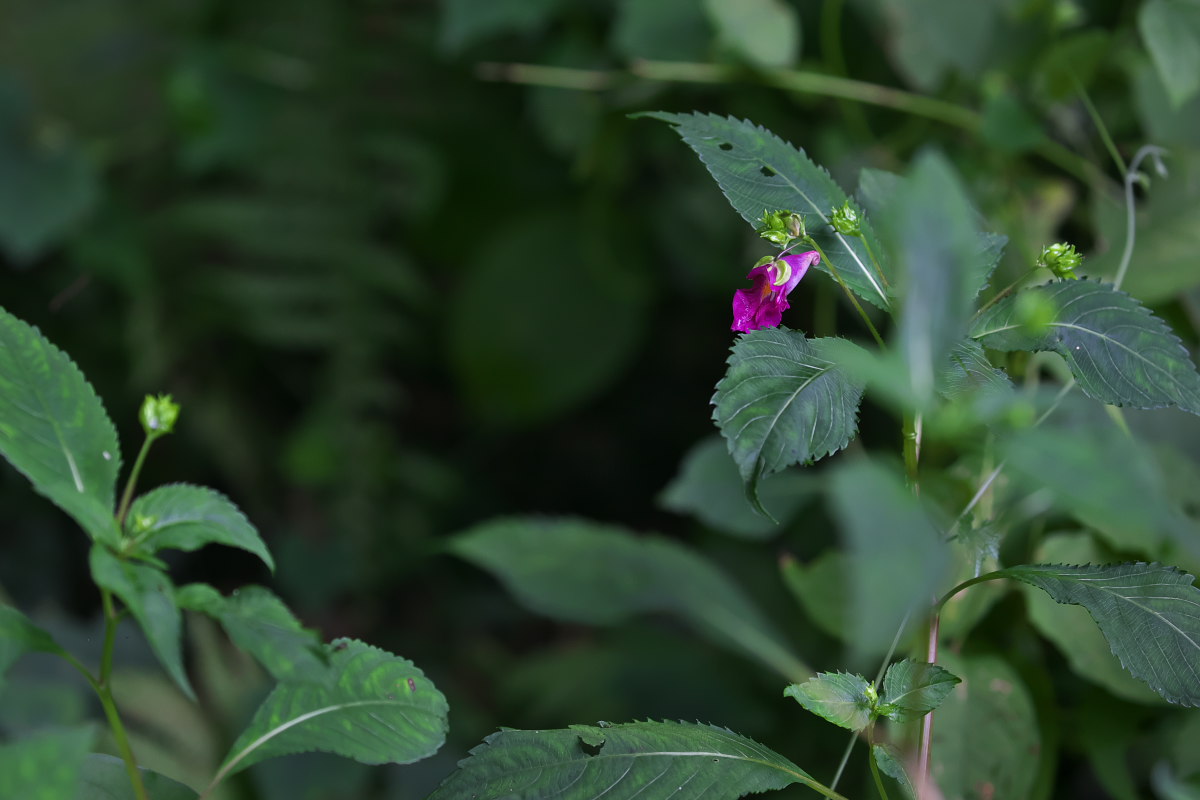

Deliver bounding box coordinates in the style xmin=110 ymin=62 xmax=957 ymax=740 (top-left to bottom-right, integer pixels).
xmin=933 ymin=652 xmax=1040 ymax=800
xmin=1153 ymin=762 xmax=1200 ymax=800
xmin=828 ymin=459 xmax=951 ymax=656
xmin=779 ymin=550 xmax=849 ymax=641
xmin=1132 ymin=61 xmax=1200 ymax=146
xmin=250 ymin=753 xmax=371 ymax=800
xmin=88 ymin=545 xmax=192 ymax=700
xmin=980 ymin=91 xmax=1045 ymax=153
xmin=640 ymin=112 xmax=892 ymax=309
xmin=76 ymin=754 xmax=197 ymax=800
xmin=0 ymin=305 xmax=121 ymax=546
xmin=936 ymin=339 xmax=1013 ymax=401
xmin=448 ymin=211 xmax=649 ymax=427
xmin=703 ymin=0 xmax=798 ymax=69
xmin=218 ymin=639 xmax=448 ymax=778
xmin=713 ymin=329 xmax=867 ymax=515
xmin=1001 ymin=562 xmax=1200 ymax=706
xmin=659 ymin=436 xmax=818 ymax=539
xmin=1035 ymin=30 xmax=1111 ymax=100
xmin=0 ymin=82 xmax=98 ymax=262
xmin=1020 ymin=533 xmax=1166 ymax=704
xmin=176 ymin=583 xmax=328 ymax=684
xmin=612 ymin=0 xmax=711 ymax=61
xmin=426 ymin=721 xmax=822 ymax=800
xmin=450 ymin=517 xmax=808 ymax=680
xmin=0 ymin=604 xmax=68 ymax=692
xmin=872 ymin=744 xmax=917 ymax=800
xmin=0 ymin=724 xmax=95 ymax=800
xmin=869 ymin=0 xmax=1006 ymax=90
xmin=878 ymin=659 xmax=961 ymax=722
xmin=128 ymin=484 xmax=273 ymax=571
xmin=783 ymin=672 xmax=874 ymax=732
xmin=972 ymin=280 xmax=1200 ymax=414
xmin=1139 ymin=0 xmax=1200 ymax=108
xmin=439 ymin=0 xmax=566 ymax=53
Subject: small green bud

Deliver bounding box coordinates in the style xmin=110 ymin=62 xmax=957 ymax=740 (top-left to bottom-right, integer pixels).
xmin=1037 ymin=242 xmax=1082 ymax=280
xmin=865 ymin=683 xmax=879 ymax=706
xmin=756 ymin=209 xmax=804 ymax=247
xmin=140 ymin=393 xmax=181 ymax=436
xmin=131 ymin=513 xmax=158 ymax=534
xmin=830 ymin=201 xmax=862 ymax=236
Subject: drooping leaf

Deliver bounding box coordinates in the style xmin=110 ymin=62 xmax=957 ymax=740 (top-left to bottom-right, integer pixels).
xmin=828 ymin=459 xmax=951 ymax=656
xmin=702 ymin=0 xmax=798 ymax=68
xmin=783 ymin=672 xmax=874 ymax=731
xmin=638 ymin=112 xmax=891 ymax=309
xmin=932 ymin=652 xmax=1041 ymax=800
xmin=872 ymin=744 xmax=917 ymax=800
xmin=176 ymin=583 xmax=328 ymax=684
xmin=0 ymin=306 xmax=121 ymax=545
xmin=127 ymin=484 xmax=273 ymax=571
xmin=971 ymin=280 xmax=1200 ymax=415
xmin=878 ymin=659 xmax=961 ymax=722
xmin=1001 ymin=562 xmax=1200 ymax=706
xmin=712 ymin=329 xmax=866 ymax=515
xmin=0 ymin=724 xmax=95 ymax=800
xmin=88 ymin=545 xmax=192 ymax=700
xmin=1139 ymin=0 xmax=1200 ymax=108
xmin=216 ymin=639 xmax=446 ymax=780
xmin=427 ymin=720 xmax=827 ymax=800
xmin=450 ymin=517 xmax=808 ymax=680
xmin=76 ymin=754 xmax=198 ymax=800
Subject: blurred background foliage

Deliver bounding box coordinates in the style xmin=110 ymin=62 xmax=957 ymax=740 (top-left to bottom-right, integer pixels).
xmin=1 ymin=0 xmax=1199 ymax=798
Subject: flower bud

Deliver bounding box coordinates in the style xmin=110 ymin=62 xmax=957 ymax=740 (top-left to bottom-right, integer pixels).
xmin=830 ymin=201 xmax=862 ymax=236
xmin=756 ymin=209 xmax=803 ymax=247
xmin=140 ymin=393 xmax=181 ymax=436
xmin=1037 ymin=242 xmax=1082 ymax=280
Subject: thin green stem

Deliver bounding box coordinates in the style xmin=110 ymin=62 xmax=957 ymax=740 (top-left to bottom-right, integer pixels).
xmin=115 ymin=434 xmax=158 ymax=528
xmin=1114 ymin=145 xmax=1168 ymax=291
xmin=1075 ymin=78 xmax=1127 ymax=177
xmin=915 ymin=610 xmax=940 ymax=795
xmin=867 ymin=730 xmax=891 ymax=800
xmin=98 ymin=588 xmax=149 ymax=800
xmin=807 ymin=241 xmax=887 ymax=349
xmin=902 ymin=414 xmax=921 ymax=491
xmin=858 ymin=235 xmax=889 ymax=290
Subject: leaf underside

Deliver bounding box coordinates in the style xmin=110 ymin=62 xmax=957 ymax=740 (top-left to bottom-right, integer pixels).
xmin=783 ymin=672 xmax=873 ymax=731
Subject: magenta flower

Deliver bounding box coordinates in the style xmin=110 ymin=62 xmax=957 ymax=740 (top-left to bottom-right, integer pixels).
xmin=731 ymin=251 xmax=819 ymax=332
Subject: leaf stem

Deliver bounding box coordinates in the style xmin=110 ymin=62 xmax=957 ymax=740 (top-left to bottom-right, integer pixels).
xmin=806 ymin=241 xmax=887 ymax=349
xmin=97 ymin=588 xmax=149 ymax=800
xmin=1113 ymin=145 xmax=1168 ymax=291
xmin=1074 ymin=78 xmax=1127 ymax=177
xmin=902 ymin=414 xmax=921 ymax=492
xmin=115 ymin=434 xmax=158 ymax=528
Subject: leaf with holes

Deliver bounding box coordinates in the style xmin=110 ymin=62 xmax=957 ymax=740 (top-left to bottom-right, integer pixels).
xmin=427 ymin=720 xmax=829 ymax=800
xmin=713 ymin=329 xmax=866 ymax=515
xmin=878 ymin=659 xmax=961 ymax=722
xmin=972 ymin=280 xmax=1200 ymax=414
xmin=1000 ymin=563 xmax=1200 ymax=706
xmin=0 ymin=305 xmax=121 ymax=545
xmin=127 ymin=484 xmax=273 ymax=570
xmin=637 ymin=112 xmax=891 ymax=309
xmin=784 ymin=672 xmax=875 ymax=732
xmin=215 ymin=639 xmax=447 ymax=781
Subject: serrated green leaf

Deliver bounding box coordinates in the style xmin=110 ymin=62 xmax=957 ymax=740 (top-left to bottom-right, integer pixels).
xmin=427 ymin=720 xmax=825 ymax=800
xmin=0 ymin=306 xmax=121 ymax=545
xmin=1140 ymin=0 xmax=1200 ymax=108
xmin=713 ymin=329 xmax=866 ymax=515
xmin=703 ymin=0 xmax=798 ymax=68
xmin=1000 ymin=562 xmax=1200 ymax=706
xmin=972 ymin=280 xmax=1200 ymax=414
xmin=0 ymin=724 xmax=95 ymax=800
xmin=872 ymin=744 xmax=917 ymax=800
xmin=783 ymin=672 xmax=874 ymax=731
xmin=127 ymin=483 xmax=273 ymax=570
xmin=88 ymin=545 xmax=193 ymax=700
xmin=450 ymin=517 xmax=808 ymax=680
xmin=176 ymin=583 xmax=328 ymax=684
xmin=216 ymin=639 xmax=446 ymax=780
xmin=639 ymin=112 xmax=891 ymax=309
xmin=878 ymin=659 xmax=961 ymax=722
xmin=76 ymin=754 xmax=197 ymax=800
xmin=0 ymin=604 xmax=68 ymax=693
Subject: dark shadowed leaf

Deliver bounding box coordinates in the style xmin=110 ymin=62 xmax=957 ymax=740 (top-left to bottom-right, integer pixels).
xmin=0 ymin=724 xmax=95 ymax=800
xmin=936 ymin=339 xmax=1012 ymax=401
xmin=0 ymin=306 xmax=121 ymax=545
xmin=873 ymin=744 xmax=917 ymax=800
xmin=128 ymin=484 xmax=273 ymax=570
xmin=779 ymin=550 xmax=849 ymax=641
xmin=878 ymin=659 xmax=961 ymax=722
xmin=783 ymin=672 xmax=874 ymax=731
xmin=438 ymin=0 xmax=566 ymax=53
xmin=611 ymin=0 xmax=711 ymax=61
xmin=427 ymin=720 xmax=826 ymax=800
xmin=76 ymin=754 xmax=197 ymax=800
xmin=0 ymin=604 xmax=68 ymax=693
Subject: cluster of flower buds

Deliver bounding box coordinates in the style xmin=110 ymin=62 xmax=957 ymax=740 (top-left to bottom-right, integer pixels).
xmin=139 ymin=393 xmax=181 ymax=438
xmin=830 ymin=200 xmax=862 ymax=236
xmin=755 ymin=209 xmax=806 ymax=247
xmin=1037 ymin=242 xmax=1082 ymax=280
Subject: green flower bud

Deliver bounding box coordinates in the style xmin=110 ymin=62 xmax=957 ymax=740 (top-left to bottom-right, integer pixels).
xmin=756 ymin=210 xmax=804 ymax=247
xmin=140 ymin=393 xmax=181 ymax=436
xmin=1037 ymin=242 xmax=1082 ymax=280
xmin=830 ymin=201 xmax=862 ymax=236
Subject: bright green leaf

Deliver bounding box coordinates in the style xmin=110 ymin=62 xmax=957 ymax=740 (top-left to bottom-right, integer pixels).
xmin=76 ymin=754 xmax=198 ymax=800
xmin=0 ymin=604 xmax=68 ymax=693
xmin=426 ymin=720 xmax=825 ymax=800
xmin=638 ymin=112 xmax=892 ymax=309
xmin=0 ymin=724 xmax=95 ymax=800
xmin=712 ymin=329 xmax=866 ymax=515
xmin=176 ymin=583 xmax=328 ymax=684
xmin=216 ymin=639 xmax=447 ymax=778
xmin=1001 ymin=562 xmax=1200 ymax=706
xmin=872 ymin=744 xmax=917 ymax=800
xmin=128 ymin=484 xmax=273 ymax=571
xmin=0 ymin=305 xmax=121 ymax=545
xmin=88 ymin=545 xmax=193 ymax=700
xmin=1139 ymin=0 xmax=1200 ymax=108
xmin=972 ymin=280 xmax=1200 ymax=414
xmin=703 ymin=0 xmax=798 ymax=68
xmin=878 ymin=659 xmax=961 ymax=722
xmin=450 ymin=517 xmax=808 ymax=681
xmin=783 ymin=672 xmax=874 ymax=731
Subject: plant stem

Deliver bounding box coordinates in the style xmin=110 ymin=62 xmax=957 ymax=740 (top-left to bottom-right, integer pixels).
xmin=807 ymin=241 xmax=887 ymax=349
xmin=867 ymin=732 xmax=892 ymax=800
xmin=915 ymin=610 xmax=940 ymax=797
xmin=1114 ymin=145 xmax=1168 ymax=291
xmin=115 ymin=434 xmax=157 ymax=528
xmin=1074 ymin=78 xmax=1127 ymax=177
xmin=98 ymin=588 xmax=149 ymax=800
xmin=902 ymin=414 xmax=921 ymax=492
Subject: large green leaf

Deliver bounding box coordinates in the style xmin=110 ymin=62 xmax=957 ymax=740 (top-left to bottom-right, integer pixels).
xmin=1001 ymin=562 xmax=1200 ymax=706
xmin=783 ymin=672 xmax=874 ymax=732
xmin=450 ymin=517 xmax=808 ymax=680
xmin=427 ymin=720 xmax=827 ymax=800
xmin=214 ymin=639 xmax=447 ymax=781
xmin=0 ymin=724 xmax=95 ymax=800
xmin=1139 ymin=0 xmax=1200 ymax=108
xmin=0 ymin=306 xmax=121 ymax=545
xmin=0 ymin=604 xmax=68 ymax=693
xmin=713 ymin=329 xmax=866 ymax=515
xmin=76 ymin=754 xmax=197 ymax=800
xmin=878 ymin=659 xmax=961 ymax=722
xmin=972 ymin=280 xmax=1200 ymax=414
xmin=639 ymin=112 xmax=891 ymax=309
xmin=176 ymin=583 xmax=328 ymax=684
xmin=127 ymin=484 xmax=273 ymax=570
xmin=88 ymin=545 xmax=192 ymax=700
